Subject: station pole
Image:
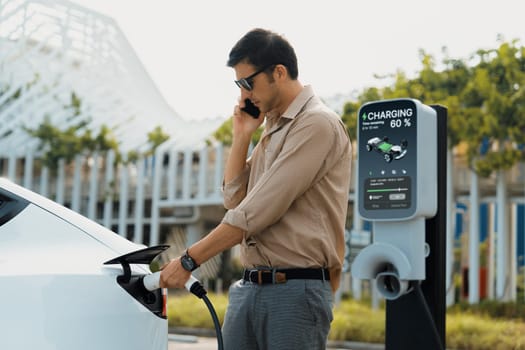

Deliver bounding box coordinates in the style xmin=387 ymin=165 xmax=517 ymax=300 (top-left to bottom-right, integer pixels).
xmin=385 ymin=105 xmax=447 ymax=349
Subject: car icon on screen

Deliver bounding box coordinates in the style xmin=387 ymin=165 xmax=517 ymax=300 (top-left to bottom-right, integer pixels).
xmin=366 ymin=136 xmax=408 ymax=163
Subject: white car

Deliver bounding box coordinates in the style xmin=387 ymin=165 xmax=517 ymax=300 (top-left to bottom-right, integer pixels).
xmin=0 ymin=178 xmax=168 ymax=350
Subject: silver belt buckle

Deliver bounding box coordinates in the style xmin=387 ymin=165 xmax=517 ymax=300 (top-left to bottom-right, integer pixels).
xmin=248 ymin=269 xmax=260 ymax=284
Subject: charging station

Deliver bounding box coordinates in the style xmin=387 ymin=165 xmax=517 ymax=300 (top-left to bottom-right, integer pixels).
xmin=351 ymin=99 xmax=447 ymax=349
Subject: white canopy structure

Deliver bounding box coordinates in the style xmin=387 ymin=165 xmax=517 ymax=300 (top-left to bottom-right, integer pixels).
xmin=0 ymin=0 xmax=224 ymax=157
xmin=0 ymin=0 xmax=228 ymax=256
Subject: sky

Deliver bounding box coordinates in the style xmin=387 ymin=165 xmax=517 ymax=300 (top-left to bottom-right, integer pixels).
xmin=72 ymin=0 xmax=525 ymax=121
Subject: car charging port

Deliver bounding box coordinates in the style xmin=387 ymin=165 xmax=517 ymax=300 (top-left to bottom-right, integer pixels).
xmin=104 ymin=245 xmax=170 ymax=319
xmin=116 ymin=275 xmax=166 ymax=318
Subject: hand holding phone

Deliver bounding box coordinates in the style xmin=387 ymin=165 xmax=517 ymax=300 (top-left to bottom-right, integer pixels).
xmin=241 ymin=98 xmax=260 ymax=118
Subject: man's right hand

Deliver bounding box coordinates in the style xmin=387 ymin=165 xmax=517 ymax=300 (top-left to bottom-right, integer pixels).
xmin=233 ymin=100 xmax=264 ymax=139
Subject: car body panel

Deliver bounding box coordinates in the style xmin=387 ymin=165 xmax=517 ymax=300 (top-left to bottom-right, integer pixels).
xmin=0 ymin=178 xmax=167 ymax=349
xmin=0 ymin=177 xmax=143 ymax=255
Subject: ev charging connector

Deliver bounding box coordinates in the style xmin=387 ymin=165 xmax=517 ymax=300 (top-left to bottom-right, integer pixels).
xmin=351 ymin=99 xmax=437 ymax=300
xmin=143 ymin=270 xmax=224 ymax=350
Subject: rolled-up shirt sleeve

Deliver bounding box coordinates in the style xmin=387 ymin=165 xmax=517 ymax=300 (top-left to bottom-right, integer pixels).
xmin=222 ymin=163 xmax=251 ymax=209
xmin=222 ymin=111 xmax=337 ymax=236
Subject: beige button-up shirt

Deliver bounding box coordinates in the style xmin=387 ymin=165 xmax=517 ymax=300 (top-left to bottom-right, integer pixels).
xmin=222 ymin=85 xmax=352 ymax=288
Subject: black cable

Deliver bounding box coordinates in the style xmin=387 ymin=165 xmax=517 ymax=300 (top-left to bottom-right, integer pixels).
xmin=202 ymin=294 xmax=224 ymax=350
xmin=413 ymin=282 xmax=444 ymax=350
xmin=188 ymin=281 xmax=224 ymax=350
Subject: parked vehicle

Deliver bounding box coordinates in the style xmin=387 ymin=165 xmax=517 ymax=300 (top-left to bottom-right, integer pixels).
xmin=0 ymin=178 xmax=168 ymax=350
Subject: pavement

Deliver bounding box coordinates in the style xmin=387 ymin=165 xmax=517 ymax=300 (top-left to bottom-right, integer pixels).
xmin=168 ymin=334 xmax=385 ymax=350
xmin=168 ymin=335 xmax=216 ymax=349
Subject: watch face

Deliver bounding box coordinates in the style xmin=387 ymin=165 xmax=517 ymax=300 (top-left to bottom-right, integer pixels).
xmin=181 ymin=256 xmax=196 ymax=271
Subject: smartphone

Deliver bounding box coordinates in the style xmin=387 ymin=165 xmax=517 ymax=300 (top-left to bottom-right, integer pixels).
xmin=241 ymin=98 xmax=260 ymax=118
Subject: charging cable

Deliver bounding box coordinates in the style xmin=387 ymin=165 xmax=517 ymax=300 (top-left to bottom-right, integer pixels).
xmin=143 ymin=272 xmax=224 ymax=350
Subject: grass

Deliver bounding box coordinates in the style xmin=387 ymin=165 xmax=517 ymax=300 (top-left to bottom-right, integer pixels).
xmin=167 ymin=293 xmax=525 ymax=349
xmin=447 ymin=312 xmax=525 ymax=350
xmin=167 ymin=292 xmax=228 ymax=329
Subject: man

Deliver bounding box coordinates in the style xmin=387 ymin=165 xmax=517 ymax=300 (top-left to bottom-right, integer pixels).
xmin=160 ymin=28 xmax=352 ymax=349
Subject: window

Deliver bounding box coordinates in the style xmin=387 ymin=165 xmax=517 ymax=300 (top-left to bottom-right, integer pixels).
xmin=0 ymin=191 xmax=29 ymax=227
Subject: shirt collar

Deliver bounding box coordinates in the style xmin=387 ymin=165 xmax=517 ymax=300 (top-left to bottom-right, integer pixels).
xmin=281 ymin=85 xmax=315 ymax=120
xmin=265 ymin=85 xmax=315 ymax=122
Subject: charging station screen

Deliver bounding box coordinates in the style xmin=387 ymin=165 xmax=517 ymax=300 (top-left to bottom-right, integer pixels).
xmin=358 ymin=99 xmax=418 ymax=219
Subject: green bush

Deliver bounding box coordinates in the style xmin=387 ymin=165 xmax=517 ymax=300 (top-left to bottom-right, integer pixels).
xmin=447 ymin=312 xmax=525 ymax=350
xmin=167 ymin=294 xmax=525 ymax=349
xmin=330 ymin=299 xmax=384 ymax=343
xmin=448 ymin=300 xmax=525 ymax=321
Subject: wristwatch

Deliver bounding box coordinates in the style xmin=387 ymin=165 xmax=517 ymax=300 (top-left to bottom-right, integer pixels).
xmin=180 ymin=249 xmax=200 ymax=272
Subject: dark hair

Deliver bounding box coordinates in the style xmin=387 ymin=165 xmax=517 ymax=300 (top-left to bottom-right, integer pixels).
xmin=227 ymin=28 xmax=299 ymax=80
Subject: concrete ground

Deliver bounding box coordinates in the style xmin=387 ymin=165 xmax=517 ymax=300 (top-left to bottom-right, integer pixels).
xmin=168 ymin=335 xmax=216 ymax=350
xmin=168 ymin=334 xmax=385 ymax=350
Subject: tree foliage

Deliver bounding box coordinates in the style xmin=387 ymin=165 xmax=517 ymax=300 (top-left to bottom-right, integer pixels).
xmin=146 ymin=125 xmax=170 ymax=153
xmin=464 ymin=41 xmax=525 ymax=176
xmin=24 ymin=92 xmax=171 ymax=168
xmin=340 ymin=39 xmax=525 ymax=177
xmin=25 ymin=118 xmax=119 ymax=169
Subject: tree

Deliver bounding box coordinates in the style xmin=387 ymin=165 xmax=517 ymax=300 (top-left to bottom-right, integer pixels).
xmin=461 ymin=41 xmax=525 ymax=176
xmin=460 ymin=40 xmax=525 ymax=300
xmin=146 ymin=126 xmax=170 ymax=154
xmin=25 ymin=91 xmax=171 ymax=168
xmin=25 ymin=118 xmax=119 ymax=170
xmin=340 ymin=49 xmax=473 ymax=148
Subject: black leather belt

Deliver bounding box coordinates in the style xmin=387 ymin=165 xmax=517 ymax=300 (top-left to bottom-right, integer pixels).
xmin=242 ymin=268 xmax=330 ymax=285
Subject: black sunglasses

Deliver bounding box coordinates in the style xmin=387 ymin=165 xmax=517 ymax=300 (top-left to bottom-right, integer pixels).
xmin=234 ymin=64 xmax=275 ymax=91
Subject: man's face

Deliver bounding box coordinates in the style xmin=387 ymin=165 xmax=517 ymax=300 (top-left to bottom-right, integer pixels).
xmin=234 ymin=62 xmax=277 ymax=114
